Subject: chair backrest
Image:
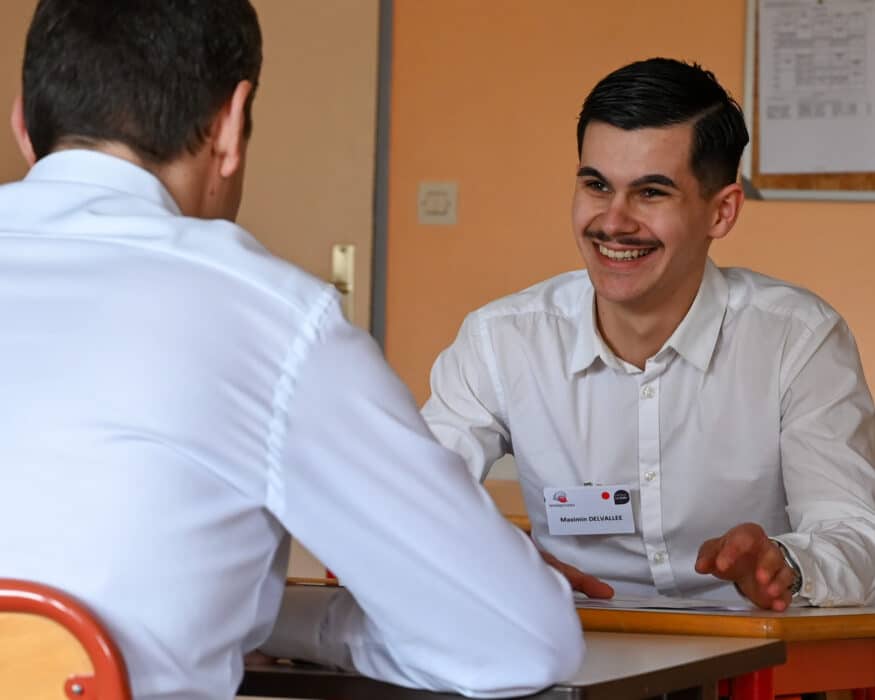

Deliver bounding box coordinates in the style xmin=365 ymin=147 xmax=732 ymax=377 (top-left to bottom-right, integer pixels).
xmin=0 ymin=579 xmax=131 ymax=700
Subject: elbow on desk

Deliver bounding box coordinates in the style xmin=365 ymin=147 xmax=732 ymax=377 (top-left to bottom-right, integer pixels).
xmin=456 ymin=577 xmax=586 ymax=696
xmin=525 ymin=627 xmax=585 ymax=691
xmin=452 ymin=627 xmax=585 ymax=698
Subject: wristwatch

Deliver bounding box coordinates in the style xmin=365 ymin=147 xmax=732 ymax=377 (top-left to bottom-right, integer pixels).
xmin=771 ymin=539 xmax=803 ymax=596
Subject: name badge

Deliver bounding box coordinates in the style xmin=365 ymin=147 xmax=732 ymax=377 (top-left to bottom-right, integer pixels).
xmin=543 ymin=485 xmax=635 ymax=536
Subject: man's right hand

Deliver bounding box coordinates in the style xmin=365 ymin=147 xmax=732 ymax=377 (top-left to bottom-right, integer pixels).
xmin=539 ymin=550 xmax=614 ymax=598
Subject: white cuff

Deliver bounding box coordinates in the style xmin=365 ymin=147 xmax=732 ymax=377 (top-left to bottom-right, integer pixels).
xmin=770 ymin=534 xmax=816 ymax=602
xmin=259 ymin=585 xmax=351 ymax=667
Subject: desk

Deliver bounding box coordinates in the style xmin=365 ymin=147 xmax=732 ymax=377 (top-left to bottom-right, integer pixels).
xmin=575 ymin=605 xmax=875 ymax=699
xmin=239 ymin=631 xmax=785 ymax=700
xmin=481 ymin=480 xmax=875 ymax=697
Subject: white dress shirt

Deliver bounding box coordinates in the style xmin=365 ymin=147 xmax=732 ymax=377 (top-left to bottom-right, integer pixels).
xmin=0 ymin=150 xmax=583 ymax=700
xmin=423 ymin=261 xmax=875 ymax=606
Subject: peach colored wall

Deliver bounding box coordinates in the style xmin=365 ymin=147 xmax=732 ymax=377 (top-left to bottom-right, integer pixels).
xmin=240 ymin=0 xmax=378 ymax=330
xmin=0 ymin=2 xmax=379 ymax=331
xmin=385 ymin=0 xmax=875 ymax=404
xmin=0 ymin=2 xmax=35 ymax=183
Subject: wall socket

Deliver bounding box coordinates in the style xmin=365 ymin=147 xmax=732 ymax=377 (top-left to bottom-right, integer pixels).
xmin=418 ymin=181 xmax=458 ymax=225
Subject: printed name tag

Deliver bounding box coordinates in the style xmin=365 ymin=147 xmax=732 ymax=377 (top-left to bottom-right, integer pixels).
xmin=543 ymin=485 xmax=635 ymax=535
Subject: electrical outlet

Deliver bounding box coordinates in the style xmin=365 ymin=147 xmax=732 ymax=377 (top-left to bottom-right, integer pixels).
xmin=418 ymin=181 xmax=458 ymax=225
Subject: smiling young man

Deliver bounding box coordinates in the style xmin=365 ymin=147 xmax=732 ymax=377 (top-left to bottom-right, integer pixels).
xmin=423 ymin=58 xmax=875 ymax=611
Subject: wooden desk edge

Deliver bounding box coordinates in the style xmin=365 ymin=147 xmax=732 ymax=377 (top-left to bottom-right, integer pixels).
xmin=285 ymin=579 xmax=875 ymax=642
xmin=287 ymin=577 xmax=339 ymax=587
xmin=576 ymin=607 xmax=875 ymax=641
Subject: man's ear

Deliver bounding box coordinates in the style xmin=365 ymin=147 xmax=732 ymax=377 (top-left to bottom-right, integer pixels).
xmin=707 ymin=182 xmax=745 ymax=242
xmin=211 ymin=80 xmax=253 ymax=179
xmin=10 ymin=95 xmax=36 ymax=166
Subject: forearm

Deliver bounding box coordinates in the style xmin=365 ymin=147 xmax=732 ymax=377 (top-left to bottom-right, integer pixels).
xmin=779 ymin=318 xmax=875 ymax=606
xmin=264 ymin=553 xmax=583 ymax=697
xmin=266 ymin=308 xmax=584 ymax=696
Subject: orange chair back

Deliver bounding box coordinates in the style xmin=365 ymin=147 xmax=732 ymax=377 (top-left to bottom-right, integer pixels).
xmin=0 ymin=579 xmax=131 ymax=700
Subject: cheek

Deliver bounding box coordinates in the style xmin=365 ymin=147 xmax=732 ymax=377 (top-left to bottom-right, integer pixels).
xmin=571 ymin=194 xmax=594 ymax=230
xmin=634 ymin=203 xmax=689 ymax=236
xmin=654 ymin=219 xmax=711 ymax=259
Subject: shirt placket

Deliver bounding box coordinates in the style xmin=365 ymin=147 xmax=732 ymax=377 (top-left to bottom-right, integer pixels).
xmin=637 ymin=363 xmax=678 ymax=594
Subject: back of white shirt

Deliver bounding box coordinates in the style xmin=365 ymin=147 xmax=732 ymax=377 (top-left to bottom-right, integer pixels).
xmin=0 ymin=151 xmax=583 ymax=699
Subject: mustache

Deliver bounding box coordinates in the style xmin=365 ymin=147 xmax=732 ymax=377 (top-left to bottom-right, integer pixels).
xmin=584 ymin=229 xmax=660 ymax=248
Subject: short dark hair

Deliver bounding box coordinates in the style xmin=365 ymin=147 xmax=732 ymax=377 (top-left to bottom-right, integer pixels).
xmin=576 ymin=58 xmax=749 ymax=196
xmin=22 ymin=0 xmax=262 ymax=164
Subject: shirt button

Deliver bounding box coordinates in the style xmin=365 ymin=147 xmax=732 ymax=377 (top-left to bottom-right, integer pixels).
xmin=640 ymin=385 xmax=656 ymax=400
xmin=652 ymin=551 xmax=666 ymax=564
xmin=644 ymin=470 xmax=658 ymax=482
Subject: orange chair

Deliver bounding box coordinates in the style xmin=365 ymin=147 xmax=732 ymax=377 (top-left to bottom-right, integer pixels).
xmin=0 ymin=578 xmax=131 ymax=699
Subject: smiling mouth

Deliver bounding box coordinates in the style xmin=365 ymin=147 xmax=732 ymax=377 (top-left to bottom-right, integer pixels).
xmin=596 ymin=243 xmax=658 ymax=261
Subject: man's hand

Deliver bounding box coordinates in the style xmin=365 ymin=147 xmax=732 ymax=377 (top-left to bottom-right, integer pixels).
xmin=695 ymin=523 xmax=796 ymax=611
xmin=244 ymin=651 xmax=277 ymax=666
xmin=539 ymin=549 xmax=614 ymax=598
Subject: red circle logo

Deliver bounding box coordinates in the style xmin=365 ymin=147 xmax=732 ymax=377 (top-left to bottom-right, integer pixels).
xmin=601 ymin=491 xmax=610 ymax=500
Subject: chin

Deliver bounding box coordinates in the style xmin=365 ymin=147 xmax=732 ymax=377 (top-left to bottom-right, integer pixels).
xmin=590 ymin=273 xmax=654 ymax=306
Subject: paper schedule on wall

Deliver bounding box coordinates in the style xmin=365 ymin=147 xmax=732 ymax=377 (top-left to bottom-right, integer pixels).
xmin=758 ymin=0 xmax=875 ymax=174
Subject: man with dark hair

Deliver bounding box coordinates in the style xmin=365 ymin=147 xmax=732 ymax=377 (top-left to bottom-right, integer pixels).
xmin=0 ymin=2 xmax=584 ymax=698
xmin=424 ymin=57 xmax=875 ymax=611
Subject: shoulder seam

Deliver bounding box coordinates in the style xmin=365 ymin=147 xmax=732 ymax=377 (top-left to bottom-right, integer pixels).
xmin=264 ymin=286 xmax=338 ymax=513
xmin=472 ymin=311 xmax=509 ymax=430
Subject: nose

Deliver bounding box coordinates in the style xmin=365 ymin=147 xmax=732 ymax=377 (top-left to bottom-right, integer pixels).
xmin=600 ymin=195 xmax=638 ymax=237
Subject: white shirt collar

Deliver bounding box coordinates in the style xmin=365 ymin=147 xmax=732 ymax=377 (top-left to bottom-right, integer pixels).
xmin=663 ymin=259 xmax=729 ymax=372
xmin=569 ymin=259 xmax=729 ymax=375
xmin=25 ymin=149 xmax=182 ymax=216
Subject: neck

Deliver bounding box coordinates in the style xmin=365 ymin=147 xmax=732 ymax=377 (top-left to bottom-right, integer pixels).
xmin=594 ymin=305 xmax=677 ymax=369
xmin=595 ymin=270 xmax=705 ymax=370
xmin=62 ymin=142 xmax=211 ymax=217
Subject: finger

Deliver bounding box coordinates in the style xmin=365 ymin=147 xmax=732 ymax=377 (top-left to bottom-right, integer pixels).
xmin=715 ymin=532 xmax=758 ymax=572
xmin=571 ymin=573 xmax=615 ymax=599
xmin=244 ymin=651 xmax=276 ymax=666
xmin=739 ymin=576 xmax=788 ymax=611
xmin=755 ymin=542 xmax=786 ymax=586
xmin=770 ymin=587 xmax=792 ymax=612
xmin=555 ymin=561 xmax=614 ymax=597
xmin=765 ymin=565 xmax=796 ymax=599
xmin=539 ymin=549 xmax=564 ymax=569
xmin=538 ymin=550 xmax=615 ymax=598
xmin=695 ymin=538 xmax=721 ymax=573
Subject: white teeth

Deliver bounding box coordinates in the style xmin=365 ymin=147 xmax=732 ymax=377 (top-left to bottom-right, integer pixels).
xmin=598 ymin=244 xmax=655 ymax=261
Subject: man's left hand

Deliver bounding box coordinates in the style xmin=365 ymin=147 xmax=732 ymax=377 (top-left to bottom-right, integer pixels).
xmin=695 ymin=522 xmax=796 ymax=611
xmin=244 ymin=651 xmax=277 ymax=666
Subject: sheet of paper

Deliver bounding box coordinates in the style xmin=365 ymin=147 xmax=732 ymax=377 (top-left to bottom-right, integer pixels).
xmin=758 ymin=0 xmax=875 ymax=173
xmin=574 ymin=593 xmax=755 ymax=612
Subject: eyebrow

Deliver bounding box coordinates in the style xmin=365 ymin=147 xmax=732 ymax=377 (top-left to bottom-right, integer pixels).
xmin=576 ymin=166 xmax=606 ymax=180
xmin=630 ymin=174 xmax=678 ymax=189
xmin=576 ymin=166 xmax=679 ymax=191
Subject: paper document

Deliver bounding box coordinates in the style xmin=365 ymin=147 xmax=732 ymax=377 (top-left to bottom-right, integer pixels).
xmin=574 ymin=593 xmax=754 ymax=612
xmin=758 ymin=0 xmax=875 ymax=173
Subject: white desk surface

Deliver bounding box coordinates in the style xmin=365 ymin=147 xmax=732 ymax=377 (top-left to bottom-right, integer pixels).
xmin=570 ymin=631 xmax=781 ymax=684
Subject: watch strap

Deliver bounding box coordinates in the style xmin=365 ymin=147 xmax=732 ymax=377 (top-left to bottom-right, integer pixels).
xmin=771 ymin=538 xmax=803 ymax=596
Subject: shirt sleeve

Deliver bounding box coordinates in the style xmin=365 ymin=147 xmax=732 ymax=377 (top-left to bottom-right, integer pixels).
xmin=421 ymin=313 xmax=511 ymax=482
xmin=776 ymin=317 xmax=875 ymax=606
xmin=259 ymin=297 xmax=584 ymax=697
